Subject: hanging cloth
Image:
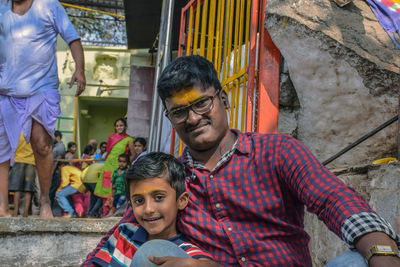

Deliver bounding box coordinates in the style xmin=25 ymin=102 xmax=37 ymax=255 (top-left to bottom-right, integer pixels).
xmin=365 ymin=0 xmax=400 ymax=49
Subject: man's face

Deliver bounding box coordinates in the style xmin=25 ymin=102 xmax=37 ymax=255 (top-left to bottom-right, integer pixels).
xmin=89 ymin=140 xmax=97 ymax=151
xmin=129 ymin=177 xmax=188 ymax=240
xmin=164 ymin=85 xmax=229 ymax=152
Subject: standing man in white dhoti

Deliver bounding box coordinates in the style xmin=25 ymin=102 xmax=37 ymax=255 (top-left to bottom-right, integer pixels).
xmin=0 ymin=0 xmax=85 ymax=217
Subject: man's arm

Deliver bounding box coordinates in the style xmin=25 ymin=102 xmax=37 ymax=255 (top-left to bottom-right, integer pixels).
xmin=278 ymin=136 xmax=400 ymax=265
xmin=68 ymin=39 xmax=85 ymax=96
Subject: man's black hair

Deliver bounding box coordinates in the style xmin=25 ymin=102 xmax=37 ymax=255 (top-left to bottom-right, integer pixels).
xmin=54 ymin=130 xmax=62 ymax=139
xmin=83 ymin=145 xmax=93 ymax=155
xmin=133 ymin=137 xmax=146 ymax=148
xmin=157 ymin=55 xmax=222 ymax=104
xmin=67 ymin=141 xmax=76 ymax=150
xmin=100 ymin=141 xmax=107 ymax=148
xmin=125 ymin=152 xmax=186 ymax=200
xmin=118 ymin=153 xmax=130 ymax=165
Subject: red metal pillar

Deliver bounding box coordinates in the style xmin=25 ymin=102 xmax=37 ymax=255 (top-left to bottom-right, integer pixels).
xmin=255 ymin=0 xmax=280 ymax=133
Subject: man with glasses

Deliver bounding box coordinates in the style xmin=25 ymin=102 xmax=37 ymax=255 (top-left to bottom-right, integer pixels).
xmin=84 ymin=56 xmax=400 ymax=266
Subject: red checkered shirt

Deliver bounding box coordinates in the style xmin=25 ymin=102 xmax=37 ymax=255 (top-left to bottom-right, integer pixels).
xmin=83 ymin=130 xmax=399 ymax=266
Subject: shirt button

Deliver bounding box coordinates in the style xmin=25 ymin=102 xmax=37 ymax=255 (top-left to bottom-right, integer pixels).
xmin=228 ymin=227 xmax=232 ymax=231
xmin=215 ymin=203 xmax=220 ymax=209
xmin=210 ymin=174 xmax=214 ymax=179
xmin=241 ymin=257 xmax=246 ymax=262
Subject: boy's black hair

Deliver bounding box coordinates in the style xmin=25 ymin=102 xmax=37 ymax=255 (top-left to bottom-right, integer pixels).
xmin=114 ymin=117 xmax=127 ymax=127
xmin=118 ymin=153 xmax=130 ymax=165
xmin=125 ymin=152 xmax=186 ymax=200
xmin=54 ymin=130 xmax=62 ymax=139
xmin=157 ymin=55 xmax=222 ymax=105
xmin=67 ymin=141 xmax=76 ymax=150
xmin=100 ymin=141 xmax=107 ymax=148
xmin=83 ymin=145 xmax=93 ymax=155
xmin=133 ymin=137 xmax=146 ymax=148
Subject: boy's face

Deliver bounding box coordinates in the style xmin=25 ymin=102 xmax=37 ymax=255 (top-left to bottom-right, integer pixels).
xmin=70 ymin=145 xmax=77 ymax=154
xmin=118 ymin=157 xmax=128 ymax=169
xmin=134 ymin=142 xmax=145 ymax=155
xmin=129 ymin=177 xmax=188 ymax=240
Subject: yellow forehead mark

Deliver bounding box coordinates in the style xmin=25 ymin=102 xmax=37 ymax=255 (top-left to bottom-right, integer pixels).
xmin=171 ymin=89 xmax=202 ymax=106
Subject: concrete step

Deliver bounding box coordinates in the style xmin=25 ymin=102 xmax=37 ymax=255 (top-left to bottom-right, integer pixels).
xmin=0 ymin=217 xmax=120 ymax=267
xmin=1 ymin=163 xmax=398 ymax=266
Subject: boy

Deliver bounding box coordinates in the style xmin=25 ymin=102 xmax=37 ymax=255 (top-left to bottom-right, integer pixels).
xmin=8 ymin=134 xmax=36 ymax=217
xmin=111 ymin=154 xmax=129 ymax=212
xmin=89 ymin=152 xmax=219 ymax=267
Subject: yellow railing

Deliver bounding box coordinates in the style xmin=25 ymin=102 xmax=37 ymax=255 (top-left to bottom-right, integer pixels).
xmin=179 ymin=0 xmax=254 ymax=133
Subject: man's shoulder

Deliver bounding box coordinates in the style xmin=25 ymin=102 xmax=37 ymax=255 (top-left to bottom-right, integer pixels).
xmin=237 ymin=130 xmax=296 ymax=148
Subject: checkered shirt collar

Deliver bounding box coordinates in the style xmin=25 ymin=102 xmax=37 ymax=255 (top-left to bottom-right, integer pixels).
xmin=181 ymin=129 xmax=249 ymax=172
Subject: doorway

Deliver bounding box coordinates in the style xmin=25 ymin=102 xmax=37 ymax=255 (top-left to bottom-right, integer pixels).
xmin=78 ymin=97 xmax=128 ymax=153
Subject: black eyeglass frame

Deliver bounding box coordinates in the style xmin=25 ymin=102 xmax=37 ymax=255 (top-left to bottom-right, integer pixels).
xmin=165 ymin=89 xmax=222 ymax=124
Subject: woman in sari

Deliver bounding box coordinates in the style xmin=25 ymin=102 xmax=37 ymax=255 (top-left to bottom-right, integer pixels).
xmin=94 ymin=118 xmax=133 ymax=216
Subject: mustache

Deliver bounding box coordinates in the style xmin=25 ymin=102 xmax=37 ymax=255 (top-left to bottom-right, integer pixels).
xmin=185 ymin=119 xmax=211 ymax=133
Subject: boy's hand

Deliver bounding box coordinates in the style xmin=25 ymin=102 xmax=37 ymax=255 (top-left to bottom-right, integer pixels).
xmin=149 ymin=256 xmax=222 ymax=267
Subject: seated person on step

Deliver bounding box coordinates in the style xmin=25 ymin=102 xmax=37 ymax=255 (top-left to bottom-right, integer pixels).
xmin=84 ymin=55 xmax=400 ymax=267
xmin=88 ymin=152 xmax=220 ymax=267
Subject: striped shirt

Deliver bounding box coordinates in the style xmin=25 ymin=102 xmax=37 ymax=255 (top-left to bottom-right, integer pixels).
xmin=91 ymin=223 xmax=213 ymax=267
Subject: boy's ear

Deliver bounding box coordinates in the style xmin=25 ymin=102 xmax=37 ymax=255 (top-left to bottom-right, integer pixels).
xmin=177 ymin=192 xmax=189 ymax=210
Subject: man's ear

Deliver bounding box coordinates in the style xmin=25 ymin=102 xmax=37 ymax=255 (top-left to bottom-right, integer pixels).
xmin=177 ymin=192 xmax=189 ymax=210
xmin=220 ymin=91 xmax=230 ymax=109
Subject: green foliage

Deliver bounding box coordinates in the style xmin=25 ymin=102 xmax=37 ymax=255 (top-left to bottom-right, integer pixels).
xmin=65 ymin=7 xmax=127 ymax=46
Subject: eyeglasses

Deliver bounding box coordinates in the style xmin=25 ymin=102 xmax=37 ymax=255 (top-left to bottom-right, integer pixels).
xmin=165 ymin=89 xmax=222 ymax=124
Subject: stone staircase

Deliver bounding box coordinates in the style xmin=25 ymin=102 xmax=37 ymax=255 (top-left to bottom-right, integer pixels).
xmin=1 ymin=163 xmax=398 ymax=266
xmin=0 ymin=217 xmax=119 ymax=266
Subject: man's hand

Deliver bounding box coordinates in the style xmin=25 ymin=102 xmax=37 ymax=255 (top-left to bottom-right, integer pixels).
xmin=149 ymin=256 xmax=222 ymax=267
xmin=69 ymin=68 xmax=85 ymax=96
xmin=68 ymin=39 xmax=86 ymax=96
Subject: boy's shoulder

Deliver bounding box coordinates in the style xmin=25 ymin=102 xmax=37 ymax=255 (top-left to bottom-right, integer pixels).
xmin=170 ymin=234 xmax=214 ymax=260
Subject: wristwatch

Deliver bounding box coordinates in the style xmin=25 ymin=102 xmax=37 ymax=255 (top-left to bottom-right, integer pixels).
xmin=365 ymin=245 xmax=400 ymax=263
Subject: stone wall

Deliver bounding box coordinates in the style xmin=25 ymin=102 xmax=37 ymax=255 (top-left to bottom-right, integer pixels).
xmin=305 ymin=163 xmax=400 ymax=266
xmin=0 ymin=218 xmax=119 ymax=267
xmin=266 ymin=0 xmax=400 ymax=168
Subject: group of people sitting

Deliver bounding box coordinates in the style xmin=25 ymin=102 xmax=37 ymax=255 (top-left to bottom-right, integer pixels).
xmin=8 ymin=118 xmax=148 ymax=218
xmin=81 ymin=56 xmax=400 ymax=267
